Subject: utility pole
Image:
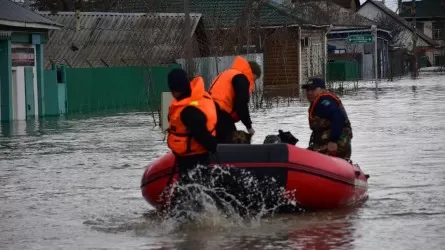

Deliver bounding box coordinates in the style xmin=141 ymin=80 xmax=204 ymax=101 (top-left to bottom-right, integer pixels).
xmin=183 ymin=0 xmax=194 ymax=76
xmin=411 ymin=0 xmax=418 ymax=78
xmin=372 ymin=25 xmax=378 ymax=89
xmin=23 ymin=0 xmax=30 ymax=9
xmin=397 ymin=0 xmax=402 ymax=12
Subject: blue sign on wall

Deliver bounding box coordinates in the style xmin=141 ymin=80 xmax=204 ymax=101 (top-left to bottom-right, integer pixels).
xmin=31 ymin=34 xmax=41 ymax=45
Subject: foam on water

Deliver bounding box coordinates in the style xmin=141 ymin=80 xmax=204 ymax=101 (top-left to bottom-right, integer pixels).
xmin=155 ymin=164 xmax=302 ymax=233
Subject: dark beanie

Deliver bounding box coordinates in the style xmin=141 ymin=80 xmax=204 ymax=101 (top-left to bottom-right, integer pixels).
xmin=168 ymin=68 xmax=191 ymax=94
xmin=248 ymin=61 xmax=262 ymax=78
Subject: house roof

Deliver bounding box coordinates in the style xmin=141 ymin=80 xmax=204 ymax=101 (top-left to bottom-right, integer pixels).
xmin=79 ymin=0 xmax=322 ymax=28
xmin=331 ymin=0 xmax=361 ymax=10
xmin=359 ymin=0 xmax=436 ymax=47
xmin=38 ymin=12 xmax=203 ymax=68
xmin=0 ymin=0 xmax=63 ymax=29
xmin=399 ymin=0 xmax=445 ymax=19
xmin=287 ymin=1 xmax=376 ymax=27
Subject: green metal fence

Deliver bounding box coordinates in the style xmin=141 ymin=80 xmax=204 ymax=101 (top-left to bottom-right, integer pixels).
xmin=44 ymin=64 xmax=180 ymax=116
xmin=435 ymin=55 xmax=445 ymax=66
xmin=327 ymin=60 xmax=359 ymax=81
xmin=43 ymin=69 xmax=60 ymax=116
xmin=419 ymin=56 xmax=430 ymax=68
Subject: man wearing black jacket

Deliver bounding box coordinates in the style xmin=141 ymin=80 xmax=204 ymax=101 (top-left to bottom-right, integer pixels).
xmin=165 ymin=68 xmax=220 ymax=218
xmin=208 ymin=56 xmax=262 ymax=143
xmin=166 ymin=68 xmax=218 ymax=180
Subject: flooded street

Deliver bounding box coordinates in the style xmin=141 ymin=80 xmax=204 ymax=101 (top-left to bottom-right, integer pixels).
xmin=1 ymin=74 xmax=445 ymax=250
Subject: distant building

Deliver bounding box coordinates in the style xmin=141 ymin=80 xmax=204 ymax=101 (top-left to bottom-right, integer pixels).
xmin=0 ymin=0 xmax=62 ymax=121
xmin=358 ymin=0 xmax=436 ymax=51
xmin=399 ymin=0 xmax=445 ymax=66
xmin=37 ymin=0 xmax=331 ymax=97
xmin=357 ymin=0 xmax=437 ymax=70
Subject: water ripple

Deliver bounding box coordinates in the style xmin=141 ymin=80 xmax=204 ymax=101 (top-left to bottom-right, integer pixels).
xmin=1 ymin=74 xmax=445 ymax=249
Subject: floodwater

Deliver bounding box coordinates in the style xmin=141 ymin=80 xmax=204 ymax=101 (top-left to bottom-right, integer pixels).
xmin=1 ymin=73 xmax=445 ymax=250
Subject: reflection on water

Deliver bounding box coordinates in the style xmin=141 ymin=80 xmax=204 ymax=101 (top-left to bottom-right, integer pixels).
xmin=1 ymin=74 xmax=445 ymax=249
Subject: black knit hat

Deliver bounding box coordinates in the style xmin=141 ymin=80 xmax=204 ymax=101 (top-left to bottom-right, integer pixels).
xmin=168 ymin=68 xmax=191 ymax=94
xmin=248 ymin=61 xmax=262 ymax=78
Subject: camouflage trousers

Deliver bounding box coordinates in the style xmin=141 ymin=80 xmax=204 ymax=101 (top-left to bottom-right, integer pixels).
xmin=308 ymin=131 xmax=352 ymax=160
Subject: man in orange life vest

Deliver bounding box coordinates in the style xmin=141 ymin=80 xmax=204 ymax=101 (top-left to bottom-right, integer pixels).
xmin=208 ymin=56 xmax=262 ymax=143
xmin=166 ymin=68 xmax=218 ymax=181
xmin=302 ymin=77 xmax=353 ymax=160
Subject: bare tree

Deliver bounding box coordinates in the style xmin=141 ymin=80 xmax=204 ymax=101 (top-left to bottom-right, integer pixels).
xmin=39 ymin=0 xmax=336 ymax=123
xmin=374 ymin=13 xmax=406 ymax=48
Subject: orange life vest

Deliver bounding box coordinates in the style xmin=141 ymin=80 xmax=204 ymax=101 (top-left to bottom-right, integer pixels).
xmin=167 ymin=76 xmax=217 ymax=156
xmin=308 ymin=91 xmax=352 ymax=134
xmin=208 ymin=56 xmax=255 ymax=122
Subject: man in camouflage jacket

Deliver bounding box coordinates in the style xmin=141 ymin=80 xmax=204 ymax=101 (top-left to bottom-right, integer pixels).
xmin=302 ymin=77 xmax=353 ymax=160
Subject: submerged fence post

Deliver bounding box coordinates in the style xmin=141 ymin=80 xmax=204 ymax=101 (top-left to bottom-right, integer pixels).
xmin=372 ymin=25 xmax=378 ymax=91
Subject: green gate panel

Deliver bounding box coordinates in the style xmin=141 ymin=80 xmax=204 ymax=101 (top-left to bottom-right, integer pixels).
xmin=64 ymin=65 xmax=180 ymax=115
xmin=0 ymin=40 xmax=12 ymax=121
xmin=419 ymin=56 xmax=429 ymax=68
xmin=24 ymin=67 xmax=35 ymax=118
xmin=435 ymin=55 xmax=445 ymax=66
xmin=43 ymin=70 xmax=59 ymax=116
xmin=327 ymin=60 xmax=359 ymax=81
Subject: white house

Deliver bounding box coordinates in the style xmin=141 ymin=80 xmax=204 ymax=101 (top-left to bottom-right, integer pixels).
xmin=357 ymin=0 xmax=436 ymax=52
xmin=0 ymin=0 xmax=62 ymax=122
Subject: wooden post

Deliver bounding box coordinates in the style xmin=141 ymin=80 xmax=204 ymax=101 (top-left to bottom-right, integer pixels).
xmin=183 ymin=0 xmax=194 ymax=76
xmin=372 ymin=25 xmax=378 ymax=89
xmin=411 ymin=0 xmax=418 ymax=78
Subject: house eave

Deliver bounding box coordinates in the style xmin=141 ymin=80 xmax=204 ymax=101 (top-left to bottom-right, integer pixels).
xmin=0 ymin=19 xmax=63 ymax=30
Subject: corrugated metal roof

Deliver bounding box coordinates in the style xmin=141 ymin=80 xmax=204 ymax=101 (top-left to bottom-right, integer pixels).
xmin=289 ymin=1 xmax=376 ymax=27
xmin=39 ymin=12 xmax=202 ymax=68
xmin=0 ymin=0 xmax=62 ymax=28
xmin=80 ymin=0 xmax=312 ymax=28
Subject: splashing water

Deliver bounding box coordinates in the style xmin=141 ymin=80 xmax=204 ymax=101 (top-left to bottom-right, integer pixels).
xmin=158 ymin=164 xmax=303 ymax=232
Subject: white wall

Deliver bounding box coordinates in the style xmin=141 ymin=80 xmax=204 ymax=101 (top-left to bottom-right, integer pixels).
xmin=357 ymin=3 xmax=380 ymax=20
xmin=423 ymin=21 xmax=433 ymax=39
xmin=11 ymin=43 xmax=38 ymax=120
xmin=357 ymin=3 xmax=430 ymax=50
xmin=12 ymin=67 xmax=26 ymax=120
xmin=160 ymin=92 xmax=173 ymax=132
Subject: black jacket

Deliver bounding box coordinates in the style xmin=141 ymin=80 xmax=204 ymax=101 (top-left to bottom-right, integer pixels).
xmin=179 ymin=106 xmax=218 ymax=153
xmin=231 ymin=74 xmax=252 ymax=129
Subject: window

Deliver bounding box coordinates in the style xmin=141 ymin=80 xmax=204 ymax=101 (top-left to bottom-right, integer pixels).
xmin=432 ymin=21 xmax=445 ymax=40
xmin=433 ymin=29 xmax=443 ymax=40
xmin=301 ymin=37 xmax=309 ymax=48
xmin=334 ymin=49 xmax=346 ymax=54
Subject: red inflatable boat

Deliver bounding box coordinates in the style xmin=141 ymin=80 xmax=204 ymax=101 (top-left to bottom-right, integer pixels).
xmin=140 ymin=144 xmax=369 ymax=212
